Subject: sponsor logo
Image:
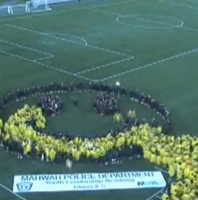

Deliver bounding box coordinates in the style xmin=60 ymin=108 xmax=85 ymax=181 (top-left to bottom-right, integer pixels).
xmin=16 ymin=182 xmax=33 ymax=192
xmin=137 ymin=181 xmax=158 ymax=186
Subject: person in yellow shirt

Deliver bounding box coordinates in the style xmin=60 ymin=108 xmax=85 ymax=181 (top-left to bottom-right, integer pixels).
xmin=75 ymin=150 xmax=81 ymax=161
xmin=49 ymin=148 xmax=56 ymax=162
xmin=162 ymin=193 xmax=170 ymax=200
xmin=25 ymin=142 xmax=31 ymax=155
xmin=150 ymin=153 xmax=156 ymax=163
xmin=113 ymin=113 xmax=122 ymax=122
xmin=156 ymin=156 xmax=161 ymax=165
xmin=176 ymin=168 xmax=183 ymax=180
xmin=45 ymin=146 xmax=49 ymax=161
xmin=181 ymin=194 xmax=189 ymax=200
xmin=71 ymin=147 xmax=77 ymax=160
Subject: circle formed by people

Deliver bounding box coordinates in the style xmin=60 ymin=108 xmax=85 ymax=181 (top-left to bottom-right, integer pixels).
xmin=0 ymin=82 xmax=198 ymax=199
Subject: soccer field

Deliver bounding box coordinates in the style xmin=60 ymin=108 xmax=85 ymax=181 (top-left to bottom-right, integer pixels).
xmin=0 ymin=0 xmax=198 ymax=199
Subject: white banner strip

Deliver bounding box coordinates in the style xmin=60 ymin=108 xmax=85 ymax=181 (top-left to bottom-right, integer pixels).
xmin=13 ymin=171 xmax=166 ymax=193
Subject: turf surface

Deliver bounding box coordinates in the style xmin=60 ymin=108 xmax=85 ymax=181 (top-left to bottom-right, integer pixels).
xmin=0 ymin=0 xmax=198 ymax=199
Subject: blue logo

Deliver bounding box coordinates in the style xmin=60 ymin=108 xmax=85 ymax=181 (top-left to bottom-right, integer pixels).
xmin=16 ymin=182 xmax=33 ymax=192
xmin=137 ymin=181 xmax=158 ymax=186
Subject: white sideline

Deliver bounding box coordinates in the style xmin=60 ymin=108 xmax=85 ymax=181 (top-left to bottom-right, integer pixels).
xmin=98 ymin=47 xmax=198 ymax=82
xmin=0 ymin=183 xmax=27 ymax=200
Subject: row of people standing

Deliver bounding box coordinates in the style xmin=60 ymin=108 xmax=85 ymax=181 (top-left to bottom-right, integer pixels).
xmin=0 ymin=82 xmax=171 ymax=134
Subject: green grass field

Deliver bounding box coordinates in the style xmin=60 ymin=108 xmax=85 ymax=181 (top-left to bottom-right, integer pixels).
xmin=1 ymin=0 xmax=198 ymax=199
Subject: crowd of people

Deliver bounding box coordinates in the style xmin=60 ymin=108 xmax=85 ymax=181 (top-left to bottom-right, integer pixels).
xmin=0 ymin=82 xmax=171 ymax=133
xmin=0 ymin=105 xmax=144 ymax=164
xmin=37 ymin=94 xmax=63 ymax=116
xmin=0 ymin=82 xmax=179 ymax=200
xmin=0 ymin=104 xmax=198 ymax=199
xmin=93 ymin=92 xmax=119 ymax=115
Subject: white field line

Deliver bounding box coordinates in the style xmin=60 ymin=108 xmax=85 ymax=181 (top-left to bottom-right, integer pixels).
xmin=52 ymin=33 xmax=88 ymax=45
xmin=76 ymin=57 xmax=133 ymax=75
xmin=0 ymin=38 xmax=54 ymax=61
xmin=98 ymin=47 xmax=198 ymax=82
xmin=180 ymin=26 xmax=198 ymax=33
xmin=155 ymin=166 xmax=169 ymax=175
xmin=88 ymin=8 xmax=184 ymax=29
xmin=34 ymin=56 xmax=53 ymax=61
xmin=145 ymin=189 xmax=164 ymax=200
xmin=163 ymin=1 xmax=198 ymax=11
xmin=0 ymin=49 xmax=93 ymax=81
xmin=132 ymin=17 xmax=183 ymax=28
xmin=116 ymin=15 xmax=183 ymax=29
xmin=6 ymin=24 xmax=134 ymax=58
xmin=0 ymin=0 xmax=136 ymax=23
xmin=0 ymin=183 xmax=27 ymax=200
xmin=155 ymin=195 xmax=162 ymax=199
xmin=88 ymin=5 xmax=198 ymax=33
xmin=161 ymin=2 xmax=198 ymax=32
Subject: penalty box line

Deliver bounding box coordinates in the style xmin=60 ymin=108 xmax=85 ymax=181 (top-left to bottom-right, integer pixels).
xmin=0 ymin=38 xmax=54 ymax=62
xmin=6 ymin=24 xmax=134 ymax=58
xmin=0 ymin=24 xmax=54 ymax=61
xmin=76 ymin=57 xmax=133 ymax=75
xmin=6 ymin=24 xmax=134 ymax=75
xmin=97 ymin=46 xmax=198 ymax=82
xmin=0 ymin=49 xmax=93 ymax=82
